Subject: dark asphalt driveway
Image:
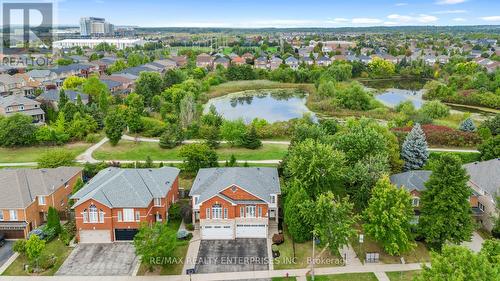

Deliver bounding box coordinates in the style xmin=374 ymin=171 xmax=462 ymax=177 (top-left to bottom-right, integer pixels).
xmin=0 ymin=241 xmax=14 ymax=268
xmin=195 ymin=238 xmax=269 ymax=273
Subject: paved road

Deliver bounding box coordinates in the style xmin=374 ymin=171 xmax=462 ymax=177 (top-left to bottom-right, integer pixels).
xmin=0 ymin=241 xmax=14 ymax=269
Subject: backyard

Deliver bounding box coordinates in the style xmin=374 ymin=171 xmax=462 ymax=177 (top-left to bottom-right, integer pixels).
xmin=307 ymin=273 xmax=378 ymax=281
xmin=386 ymin=271 xmax=421 ymax=281
xmin=93 ymin=141 xmax=288 ymax=161
xmin=0 ymin=142 xmax=91 ymax=163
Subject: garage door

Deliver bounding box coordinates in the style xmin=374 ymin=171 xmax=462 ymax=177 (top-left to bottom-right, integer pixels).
xmin=115 ymin=229 xmax=138 ymax=241
xmin=79 ymin=230 xmax=111 ymax=243
xmin=1 ymin=230 xmax=25 ymax=239
xmin=235 ymin=224 xmax=267 ymax=238
xmin=201 ymin=225 xmax=233 ymax=239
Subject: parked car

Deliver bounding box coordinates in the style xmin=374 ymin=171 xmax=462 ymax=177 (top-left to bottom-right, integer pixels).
xmin=0 ymin=233 xmax=6 ymax=247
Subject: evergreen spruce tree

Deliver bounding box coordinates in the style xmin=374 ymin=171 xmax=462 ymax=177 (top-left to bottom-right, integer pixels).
xmin=58 ymin=89 xmax=68 ymax=110
xmin=229 ymin=154 xmax=237 ymax=167
xmin=401 ymin=123 xmax=429 ymax=171
xmin=145 ymin=156 xmax=153 ymax=168
xmin=46 ymin=207 xmax=62 ymax=235
xmin=459 ymin=117 xmax=476 ymax=132
xmin=241 ymin=125 xmax=262 ymax=149
xmin=418 ymin=154 xmax=474 ymax=250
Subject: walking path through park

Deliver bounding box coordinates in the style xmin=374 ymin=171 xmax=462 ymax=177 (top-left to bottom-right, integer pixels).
xmin=0 ymin=135 xmax=479 ymax=167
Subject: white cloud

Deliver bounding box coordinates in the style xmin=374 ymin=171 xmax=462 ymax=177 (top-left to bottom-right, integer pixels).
xmin=395 ymin=3 xmax=408 ymax=6
xmin=435 ymin=0 xmax=467 ymax=5
xmin=480 ymin=16 xmax=500 ymax=22
xmin=326 ymin=18 xmax=350 ymax=24
xmin=386 ymin=14 xmax=439 ymax=24
xmin=351 ymin=18 xmax=383 ymax=24
xmin=453 ymin=17 xmax=467 ymax=22
xmin=432 ymin=9 xmax=467 ymax=14
xmin=383 ymin=21 xmax=399 ymax=26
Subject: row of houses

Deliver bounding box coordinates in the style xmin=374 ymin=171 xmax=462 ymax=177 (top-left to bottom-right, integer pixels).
xmin=1 ymin=158 xmax=498 ymax=242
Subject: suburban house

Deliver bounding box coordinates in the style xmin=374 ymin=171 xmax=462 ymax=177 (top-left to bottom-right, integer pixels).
xmin=71 ymin=167 xmax=180 ymax=243
xmin=390 ymin=159 xmax=500 ymax=230
xmin=214 ymin=56 xmax=230 ymax=69
xmin=241 ymin=53 xmax=254 ymax=62
xmin=269 ymin=57 xmax=283 ymax=70
xmin=170 ymin=55 xmax=188 ymax=67
xmin=189 ymin=167 xmax=281 ymax=240
xmin=0 ymin=167 xmax=83 ymax=239
xmin=196 ymin=53 xmax=213 ymax=68
xmin=285 ymin=56 xmax=299 ymax=70
xmin=231 ymin=56 xmax=246 ymax=66
xmin=37 ymin=89 xmax=89 ymax=110
xmin=0 ymin=95 xmax=45 ymax=123
xmin=316 ymin=56 xmax=332 ymax=67
xmin=0 ymin=74 xmax=27 ymax=96
xmin=254 ymin=57 xmax=268 ymax=69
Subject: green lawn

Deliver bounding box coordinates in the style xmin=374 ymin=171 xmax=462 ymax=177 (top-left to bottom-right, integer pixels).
xmin=273 ymin=229 xmax=342 ymax=270
xmin=93 ymin=141 xmax=288 ymax=161
xmin=272 ymin=277 xmax=297 ymax=281
xmin=307 ymin=273 xmax=378 ymax=281
xmin=386 ymin=271 xmax=421 ymax=281
xmin=2 ymin=238 xmax=72 ymax=276
xmin=0 ymin=142 xmax=90 ymax=163
xmin=349 ymin=233 xmax=430 ymax=264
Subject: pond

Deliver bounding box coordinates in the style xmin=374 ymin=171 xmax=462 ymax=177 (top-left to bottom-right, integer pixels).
xmin=204 ymin=89 xmax=314 ymax=123
xmin=361 ymin=79 xmax=427 ymax=109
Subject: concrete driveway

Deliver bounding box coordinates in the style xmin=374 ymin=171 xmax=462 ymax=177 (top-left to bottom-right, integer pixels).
xmin=195 ymin=238 xmax=269 ymax=273
xmin=56 ymin=243 xmax=139 ymax=276
xmin=0 ymin=241 xmax=14 ymax=268
xmin=461 ymin=231 xmax=485 ymax=253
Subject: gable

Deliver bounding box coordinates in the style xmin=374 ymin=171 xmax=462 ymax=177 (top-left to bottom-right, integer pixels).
xmin=220 ymin=185 xmax=261 ymax=201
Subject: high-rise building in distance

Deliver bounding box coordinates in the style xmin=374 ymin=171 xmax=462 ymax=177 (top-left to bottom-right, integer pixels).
xmin=80 ymin=17 xmax=114 ymax=37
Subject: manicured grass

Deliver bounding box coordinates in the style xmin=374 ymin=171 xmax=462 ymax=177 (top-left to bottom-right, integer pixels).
xmin=307 ymin=273 xmax=378 ymax=281
xmin=273 ymin=229 xmax=342 ymax=270
xmin=349 ymin=233 xmax=430 ymax=264
xmin=272 ymin=277 xmax=297 ymax=281
xmin=386 ymin=271 xmax=421 ymax=281
xmin=0 ymin=142 xmax=90 ymax=163
xmin=2 ymin=238 xmax=72 ymax=276
xmin=93 ymin=141 xmax=288 ymax=161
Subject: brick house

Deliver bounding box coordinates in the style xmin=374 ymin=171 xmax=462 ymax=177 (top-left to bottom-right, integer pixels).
xmin=71 ymin=167 xmax=180 ymax=243
xmin=0 ymin=167 xmax=83 ymax=239
xmin=0 ymin=95 xmax=45 ymax=123
xmin=189 ymin=167 xmax=281 ymax=240
xmin=196 ymin=53 xmax=213 ymax=69
xmin=390 ymin=169 xmax=487 ymax=226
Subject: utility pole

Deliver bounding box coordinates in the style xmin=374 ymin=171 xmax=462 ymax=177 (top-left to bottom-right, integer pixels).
xmin=311 ymin=232 xmax=315 ymax=281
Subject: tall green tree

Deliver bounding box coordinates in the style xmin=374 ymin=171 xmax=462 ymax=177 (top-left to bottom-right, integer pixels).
xmin=124 ymin=93 xmax=145 ymax=133
xmin=415 ymin=245 xmax=499 ymax=281
xmin=135 ymin=72 xmax=163 ymax=106
xmin=284 ymin=181 xmax=313 ymax=243
xmin=240 ymin=125 xmax=262 ymax=149
xmin=0 ymin=114 xmax=37 ymax=147
xmin=82 ymin=75 xmax=109 ymax=101
xmin=478 ymin=135 xmax=500 ymax=160
xmin=104 ymin=108 xmax=126 ymax=146
xmin=133 ymin=223 xmax=177 ymax=271
xmin=401 ymin=123 xmax=429 ymax=171
xmin=363 ymin=177 xmax=415 ymax=256
xmin=179 ymin=143 xmax=218 ymax=173
xmin=46 ymin=206 xmax=62 ymax=235
xmin=418 ymin=154 xmax=474 ymax=250
xmin=284 ymin=139 xmax=346 ymax=198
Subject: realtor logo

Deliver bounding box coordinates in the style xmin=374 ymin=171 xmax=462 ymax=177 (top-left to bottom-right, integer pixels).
xmin=1 ymin=1 xmax=53 ymax=55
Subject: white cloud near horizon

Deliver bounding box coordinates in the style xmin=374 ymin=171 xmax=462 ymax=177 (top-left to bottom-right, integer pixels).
xmin=432 ymin=9 xmax=467 ymax=14
xmin=387 ymin=14 xmax=439 ymax=24
xmin=480 ymin=16 xmax=500 ymax=22
xmin=453 ymin=17 xmax=467 ymax=22
xmin=435 ymin=0 xmax=467 ymax=5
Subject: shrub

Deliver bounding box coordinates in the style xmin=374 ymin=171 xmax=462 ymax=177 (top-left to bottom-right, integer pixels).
xmin=168 ymin=203 xmax=181 ymax=221
xmin=38 ymin=253 xmax=56 ymax=270
xmin=141 ymin=117 xmax=167 ymax=137
xmin=42 ymin=226 xmax=58 ymax=241
xmin=85 ymin=133 xmax=101 ymax=143
xmin=186 ymin=223 xmax=195 ymax=231
xmin=459 ymin=118 xmax=476 ymax=132
xmin=392 ymin=124 xmax=481 ymax=147
xmin=12 ymin=239 xmax=26 ymax=254
xmin=420 ymin=100 xmax=450 ymax=119
xmin=37 ymin=149 xmax=75 ymax=168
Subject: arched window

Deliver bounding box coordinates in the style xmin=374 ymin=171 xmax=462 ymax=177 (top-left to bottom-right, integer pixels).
xmin=83 ymin=209 xmax=88 ymax=223
xmin=212 ymin=204 xmax=222 ymax=219
xmin=89 ymin=205 xmax=98 ymax=223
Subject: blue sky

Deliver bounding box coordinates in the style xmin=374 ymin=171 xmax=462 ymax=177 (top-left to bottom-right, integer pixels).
xmin=51 ymin=0 xmax=500 ymax=27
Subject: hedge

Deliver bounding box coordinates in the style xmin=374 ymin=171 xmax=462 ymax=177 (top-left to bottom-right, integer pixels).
xmin=392 ymin=124 xmax=481 ymax=147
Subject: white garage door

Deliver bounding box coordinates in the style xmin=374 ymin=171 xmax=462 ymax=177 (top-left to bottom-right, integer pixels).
xmin=79 ymin=230 xmax=112 ymax=243
xmin=201 ymin=225 xmax=233 ymax=239
xmin=236 ymin=224 xmax=267 ymax=238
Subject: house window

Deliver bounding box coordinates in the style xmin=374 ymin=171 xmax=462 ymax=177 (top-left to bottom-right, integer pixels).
xmin=224 ymin=208 xmax=228 ymax=219
xmin=258 ymin=207 xmax=262 ymax=217
xmin=271 ymin=195 xmax=276 ymax=204
xmin=194 ymin=197 xmax=199 ymax=205
xmin=240 ymin=206 xmax=245 ymax=217
xmin=38 ymin=196 xmax=46 ymax=205
xmin=6 ymin=107 xmax=12 ymax=112
xmin=478 ymin=202 xmax=485 ymax=212
xmin=19 ymin=105 xmax=24 ymax=110
xmin=154 ymin=198 xmax=161 ymax=207
xmin=82 ymin=209 xmax=88 ymax=223
xmin=206 ymin=208 xmax=210 ymax=219
xmin=89 ymin=205 xmax=98 ymax=223
xmin=212 ymin=204 xmax=222 ymax=219
xmin=9 ymin=210 xmax=17 ymax=221
xmin=135 ymin=211 xmax=141 ymax=221
xmin=412 ymin=198 xmax=420 ymax=207
xmin=246 ymin=206 xmax=256 ymax=218
xmin=99 ymin=210 xmax=104 ymax=223
xmin=123 ymin=209 xmax=134 ymax=222
xmin=64 ymin=182 xmax=69 ymax=189
xmin=0 ymin=211 xmax=4 ymax=221
xmin=117 ymin=211 xmax=123 ymax=222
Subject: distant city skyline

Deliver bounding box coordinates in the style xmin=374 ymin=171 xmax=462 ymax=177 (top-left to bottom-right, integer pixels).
xmin=6 ymin=0 xmax=500 ymax=28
